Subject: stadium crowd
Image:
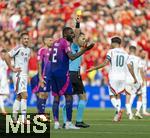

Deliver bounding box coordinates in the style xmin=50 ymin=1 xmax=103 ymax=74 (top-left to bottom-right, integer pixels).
xmin=0 ymin=0 xmax=150 ymax=85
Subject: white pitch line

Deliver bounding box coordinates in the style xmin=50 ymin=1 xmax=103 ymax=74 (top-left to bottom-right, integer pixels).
xmin=51 ymin=131 xmax=150 ymax=135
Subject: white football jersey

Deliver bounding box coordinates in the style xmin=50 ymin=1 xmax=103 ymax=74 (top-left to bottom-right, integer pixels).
xmin=126 ymin=54 xmax=142 ymax=84
xmin=8 ymin=45 xmax=31 ymax=76
xmin=139 ymin=59 xmax=147 ymax=72
xmin=106 ymin=48 xmax=128 ymax=81
xmin=138 ymin=58 xmax=147 ymax=83
xmin=0 ymin=58 xmax=8 ymax=79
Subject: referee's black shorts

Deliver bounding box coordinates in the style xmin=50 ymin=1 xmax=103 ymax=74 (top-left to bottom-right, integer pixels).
xmin=69 ymin=71 xmax=85 ymax=95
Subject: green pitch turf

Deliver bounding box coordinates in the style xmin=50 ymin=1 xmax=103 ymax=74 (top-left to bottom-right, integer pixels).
xmin=3 ymin=108 xmax=150 ymax=138
xmin=50 ymin=108 xmax=150 ymax=138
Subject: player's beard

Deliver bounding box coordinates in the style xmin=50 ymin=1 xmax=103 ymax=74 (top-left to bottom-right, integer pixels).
xmin=23 ymin=42 xmax=28 ymax=47
xmin=66 ymin=36 xmax=73 ymax=43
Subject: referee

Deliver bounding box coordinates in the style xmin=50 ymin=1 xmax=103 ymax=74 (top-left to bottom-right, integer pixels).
xmin=62 ymin=18 xmax=93 ymax=128
xmin=70 ymin=35 xmax=90 ymax=128
xmin=63 ymin=18 xmax=94 ymax=128
xmin=62 ymin=33 xmax=90 ymax=128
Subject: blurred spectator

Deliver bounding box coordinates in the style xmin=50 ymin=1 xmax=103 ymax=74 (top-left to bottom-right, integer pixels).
xmin=0 ymin=0 xmax=150 ymax=85
xmin=28 ymin=47 xmax=38 ymax=79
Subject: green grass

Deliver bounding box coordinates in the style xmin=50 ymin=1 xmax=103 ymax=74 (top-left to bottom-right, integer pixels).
xmin=50 ymin=108 xmax=150 ymax=138
xmin=4 ymin=108 xmax=150 ymax=138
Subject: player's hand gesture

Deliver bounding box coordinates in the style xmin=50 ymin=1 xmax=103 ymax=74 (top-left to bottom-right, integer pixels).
xmin=85 ymin=43 xmax=95 ymax=51
xmin=76 ymin=16 xmax=80 ymax=23
xmin=76 ymin=10 xmax=81 ymax=23
xmin=11 ymin=67 xmax=21 ymax=73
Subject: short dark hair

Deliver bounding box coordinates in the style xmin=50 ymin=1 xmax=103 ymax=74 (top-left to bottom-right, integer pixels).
xmin=42 ymin=34 xmax=52 ymax=42
xmin=129 ymin=45 xmax=136 ymax=50
xmin=62 ymin=27 xmax=72 ymax=36
xmin=111 ymin=37 xmax=121 ymax=44
xmin=20 ymin=32 xmax=28 ymax=39
xmin=77 ymin=32 xmax=85 ymax=38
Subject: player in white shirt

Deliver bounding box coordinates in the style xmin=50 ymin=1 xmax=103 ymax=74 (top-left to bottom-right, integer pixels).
xmin=0 ymin=49 xmax=10 ymax=115
xmin=138 ymin=50 xmax=150 ymax=116
xmin=4 ymin=32 xmax=31 ymax=124
xmin=87 ymin=37 xmax=138 ymax=122
xmin=125 ymin=45 xmax=143 ymax=119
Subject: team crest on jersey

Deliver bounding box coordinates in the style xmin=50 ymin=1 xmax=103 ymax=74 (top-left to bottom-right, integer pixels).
xmin=54 ymin=43 xmax=60 ymax=47
xmin=21 ymin=52 xmax=24 ymax=56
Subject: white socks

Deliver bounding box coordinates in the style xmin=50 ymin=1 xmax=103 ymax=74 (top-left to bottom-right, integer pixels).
xmin=13 ymin=99 xmax=27 ymax=121
xmin=136 ymin=101 xmax=142 ymax=113
xmin=130 ymin=94 xmax=136 ymax=106
xmin=116 ymin=99 xmax=121 ymax=112
xmin=0 ymin=96 xmax=5 ymax=112
xmin=142 ymin=89 xmax=147 ymax=113
xmin=13 ymin=99 xmax=21 ymax=121
xmin=111 ymin=97 xmax=118 ymax=108
xmin=21 ymin=99 xmax=27 ymax=121
xmin=126 ymin=103 xmax=132 ymax=115
xmin=111 ymin=97 xmax=121 ymax=112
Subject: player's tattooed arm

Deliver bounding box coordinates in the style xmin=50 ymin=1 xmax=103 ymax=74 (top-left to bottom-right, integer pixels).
xmin=67 ymin=43 xmax=95 ymax=61
xmin=127 ymin=63 xmax=137 ymax=83
xmin=4 ymin=53 xmax=21 ymax=73
xmin=87 ymin=59 xmax=109 ymax=72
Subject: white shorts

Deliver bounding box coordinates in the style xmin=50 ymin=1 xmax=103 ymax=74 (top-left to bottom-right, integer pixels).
xmin=125 ymin=83 xmax=135 ymax=95
xmin=125 ymin=82 xmax=142 ymax=95
xmin=0 ymin=76 xmax=9 ymax=95
xmin=108 ymin=79 xmax=125 ymax=96
xmin=13 ymin=74 xmax=28 ymax=94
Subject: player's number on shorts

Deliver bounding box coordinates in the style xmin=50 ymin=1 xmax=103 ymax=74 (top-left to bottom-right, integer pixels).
xmin=116 ymin=55 xmax=124 ymax=67
xmin=52 ymin=48 xmax=57 ymax=63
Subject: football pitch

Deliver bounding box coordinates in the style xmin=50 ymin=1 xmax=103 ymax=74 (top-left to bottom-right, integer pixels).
xmin=50 ymin=108 xmax=150 ymax=138
xmin=3 ymin=108 xmax=150 ymax=138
